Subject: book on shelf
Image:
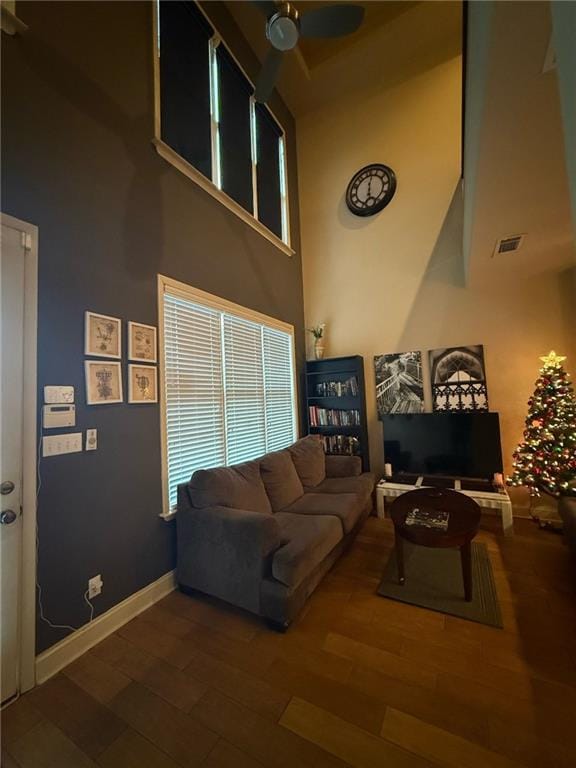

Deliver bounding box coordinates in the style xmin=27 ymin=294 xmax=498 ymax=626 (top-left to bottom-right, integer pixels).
xmin=312 ymin=376 xmax=359 ymax=398
xmin=308 ymin=406 xmax=361 ymax=427
xmin=321 ymin=434 xmax=360 ymax=456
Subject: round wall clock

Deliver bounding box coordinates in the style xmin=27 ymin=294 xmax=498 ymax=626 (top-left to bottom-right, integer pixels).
xmin=345 ymin=163 xmax=397 ymax=217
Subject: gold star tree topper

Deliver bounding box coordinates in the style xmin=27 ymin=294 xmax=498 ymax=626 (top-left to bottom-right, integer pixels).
xmin=540 ymin=350 xmax=567 ymax=368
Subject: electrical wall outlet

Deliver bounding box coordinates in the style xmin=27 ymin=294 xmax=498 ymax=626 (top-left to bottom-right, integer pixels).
xmin=42 ymin=432 xmax=82 ymax=457
xmin=88 ymin=574 xmax=103 ymax=599
xmin=86 ymin=429 xmax=97 ymax=451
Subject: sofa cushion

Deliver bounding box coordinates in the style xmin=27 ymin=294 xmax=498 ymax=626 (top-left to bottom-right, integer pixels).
xmin=307 ymin=473 xmax=375 ymax=506
xmin=272 ymin=512 xmax=342 ymax=588
xmin=189 ymin=460 xmax=272 ymax=515
xmin=282 ymin=492 xmax=361 ymax=534
xmin=288 ymin=435 xmax=326 ymax=488
xmin=325 ymin=455 xmax=362 ymax=478
xmin=260 ymin=450 xmax=304 ymax=512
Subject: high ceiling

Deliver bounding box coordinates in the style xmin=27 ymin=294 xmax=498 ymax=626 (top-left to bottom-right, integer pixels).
xmin=293 ymin=1 xmax=418 ymax=69
xmin=225 ymin=1 xmax=460 ymax=117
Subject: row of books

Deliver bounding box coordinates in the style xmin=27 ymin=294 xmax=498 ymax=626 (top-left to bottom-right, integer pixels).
xmin=308 ymin=406 xmax=361 ymax=426
xmin=313 ymin=376 xmax=359 ymax=398
xmin=321 ymin=435 xmax=360 ymax=456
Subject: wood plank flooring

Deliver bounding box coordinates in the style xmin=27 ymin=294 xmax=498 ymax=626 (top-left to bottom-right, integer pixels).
xmin=3 ymin=516 xmax=576 ymax=768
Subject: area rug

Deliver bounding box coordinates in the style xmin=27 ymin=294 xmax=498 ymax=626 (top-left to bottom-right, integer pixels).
xmin=377 ymin=541 xmax=503 ymax=627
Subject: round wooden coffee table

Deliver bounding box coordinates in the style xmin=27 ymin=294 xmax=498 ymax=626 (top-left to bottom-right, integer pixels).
xmin=389 ymin=488 xmax=481 ymax=601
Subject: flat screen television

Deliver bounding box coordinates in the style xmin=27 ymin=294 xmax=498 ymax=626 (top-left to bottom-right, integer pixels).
xmin=382 ymin=413 xmax=503 ymax=479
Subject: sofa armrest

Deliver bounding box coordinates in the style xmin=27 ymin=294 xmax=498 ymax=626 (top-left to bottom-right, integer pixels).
xmin=176 ymin=497 xmax=281 ymax=614
xmin=325 ymin=455 xmax=362 ymax=478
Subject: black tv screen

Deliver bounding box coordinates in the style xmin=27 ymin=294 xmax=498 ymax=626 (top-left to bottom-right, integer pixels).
xmin=383 ymin=413 xmax=503 ymax=478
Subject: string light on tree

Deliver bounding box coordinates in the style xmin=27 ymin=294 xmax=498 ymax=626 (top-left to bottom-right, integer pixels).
xmin=507 ymin=351 xmax=576 ymax=498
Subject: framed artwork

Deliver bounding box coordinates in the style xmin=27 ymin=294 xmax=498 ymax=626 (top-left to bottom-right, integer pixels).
xmin=128 ymin=364 xmax=158 ymax=404
xmin=85 ymin=361 xmax=123 ymax=405
xmin=85 ymin=311 xmax=121 ymax=358
xmin=429 ymin=345 xmax=489 ymax=412
xmin=128 ymin=321 xmax=157 ymax=363
xmin=374 ymin=351 xmax=424 ymax=416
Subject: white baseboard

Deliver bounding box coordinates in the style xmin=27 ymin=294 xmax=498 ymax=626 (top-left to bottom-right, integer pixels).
xmin=35 ymin=570 xmax=176 ymax=685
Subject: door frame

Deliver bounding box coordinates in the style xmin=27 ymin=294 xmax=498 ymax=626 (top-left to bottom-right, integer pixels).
xmin=1 ymin=212 xmax=38 ymax=694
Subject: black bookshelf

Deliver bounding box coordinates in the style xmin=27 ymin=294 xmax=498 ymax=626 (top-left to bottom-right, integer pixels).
xmin=306 ymin=355 xmax=370 ymax=472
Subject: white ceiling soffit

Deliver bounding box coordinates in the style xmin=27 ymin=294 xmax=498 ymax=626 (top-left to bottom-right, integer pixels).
xmin=464 ymin=0 xmax=575 ymax=288
xmin=550 ymin=0 xmax=576 ymax=243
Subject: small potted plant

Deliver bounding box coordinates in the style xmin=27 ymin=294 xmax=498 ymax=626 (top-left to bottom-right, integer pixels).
xmin=308 ymin=324 xmax=326 ymax=360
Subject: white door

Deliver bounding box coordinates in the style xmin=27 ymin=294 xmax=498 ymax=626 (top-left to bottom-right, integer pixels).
xmin=1 ymin=222 xmax=26 ymax=704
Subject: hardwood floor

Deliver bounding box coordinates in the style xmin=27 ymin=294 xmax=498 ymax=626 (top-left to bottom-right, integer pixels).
xmin=3 ymin=516 xmax=576 ymax=768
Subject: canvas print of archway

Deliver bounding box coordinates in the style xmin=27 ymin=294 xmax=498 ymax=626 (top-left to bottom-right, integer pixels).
xmin=429 ymin=345 xmax=489 ymax=411
xmin=374 ymin=351 xmax=424 ymax=416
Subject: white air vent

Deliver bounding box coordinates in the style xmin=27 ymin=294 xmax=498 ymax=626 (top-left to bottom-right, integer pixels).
xmin=493 ymin=234 xmax=525 ymax=257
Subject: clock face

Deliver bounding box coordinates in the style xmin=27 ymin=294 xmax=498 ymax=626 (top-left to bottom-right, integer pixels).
xmin=346 ymin=164 xmax=397 ymax=217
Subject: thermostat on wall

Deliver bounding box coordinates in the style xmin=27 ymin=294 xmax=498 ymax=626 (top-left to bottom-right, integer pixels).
xmin=43 ymin=404 xmax=76 ymax=429
xmin=44 ymin=385 xmax=74 ymax=404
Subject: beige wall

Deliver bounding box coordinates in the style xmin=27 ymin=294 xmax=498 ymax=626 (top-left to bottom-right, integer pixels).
xmin=298 ymin=50 xmax=576 ymax=509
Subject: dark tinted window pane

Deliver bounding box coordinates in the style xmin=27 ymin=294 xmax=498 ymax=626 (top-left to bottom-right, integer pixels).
xmin=217 ymin=46 xmax=253 ymax=213
xmin=159 ymin=1 xmax=213 ymax=178
xmin=256 ymin=104 xmax=282 ymax=239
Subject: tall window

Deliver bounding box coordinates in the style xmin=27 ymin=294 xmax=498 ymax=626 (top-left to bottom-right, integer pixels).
xmin=159 ymin=277 xmax=297 ymax=515
xmin=156 ymin=0 xmax=290 ymax=248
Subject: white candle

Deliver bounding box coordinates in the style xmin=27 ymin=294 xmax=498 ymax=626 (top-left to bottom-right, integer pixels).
xmin=385 ymin=463 xmax=392 ymax=478
xmin=493 ymin=472 xmax=503 ymax=487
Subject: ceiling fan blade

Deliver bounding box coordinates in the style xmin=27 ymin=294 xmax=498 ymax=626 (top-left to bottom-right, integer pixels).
xmin=251 ymin=1 xmax=278 ymax=18
xmin=300 ymin=4 xmax=365 ymax=38
xmin=255 ymin=47 xmax=284 ymax=103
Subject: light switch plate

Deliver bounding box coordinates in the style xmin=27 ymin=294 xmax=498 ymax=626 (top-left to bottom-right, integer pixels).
xmin=86 ymin=429 xmax=97 ymax=451
xmin=44 ymin=385 xmax=74 ymax=404
xmin=42 ymin=433 xmax=83 ymax=457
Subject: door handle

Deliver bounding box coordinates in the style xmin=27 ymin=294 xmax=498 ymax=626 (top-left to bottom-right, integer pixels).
xmin=0 ymin=509 xmax=17 ymax=525
xmin=0 ymin=481 xmax=15 ymax=495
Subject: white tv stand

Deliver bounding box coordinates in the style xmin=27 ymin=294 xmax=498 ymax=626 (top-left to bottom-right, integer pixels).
xmin=376 ymin=477 xmax=514 ymax=536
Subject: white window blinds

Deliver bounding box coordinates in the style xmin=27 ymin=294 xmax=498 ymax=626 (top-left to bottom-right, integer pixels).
xmin=162 ymin=285 xmax=296 ymax=513
xmin=163 ymin=295 xmax=226 ymax=511
xmin=263 ymin=327 xmax=296 ymax=452
xmin=223 ymin=315 xmax=266 ymax=465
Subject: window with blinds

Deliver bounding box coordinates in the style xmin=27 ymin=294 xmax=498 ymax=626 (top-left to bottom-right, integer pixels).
xmin=217 ymin=46 xmax=254 ymax=213
xmin=255 ymin=104 xmax=283 ymax=239
xmin=155 ymin=0 xmax=290 ymax=248
xmin=161 ymin=281 xmax=297 ymax=514
xmin=159 ymin=0 xmax=213 ymax=178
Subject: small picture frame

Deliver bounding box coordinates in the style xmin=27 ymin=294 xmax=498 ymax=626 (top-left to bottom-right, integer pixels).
xmin=85 ymin=311 xmax=121 ymax=359
xmin=128 ymin=364 xmax=158 ymax=404
xmin=128 ymin=321 xmax=157 ymax=363
xmin=85 ymin=360 xmax=123 ymax=405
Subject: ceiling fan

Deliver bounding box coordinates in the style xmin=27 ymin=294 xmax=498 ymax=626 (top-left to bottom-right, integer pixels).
xmin=252 ymin=1 xmax=365 ymax=103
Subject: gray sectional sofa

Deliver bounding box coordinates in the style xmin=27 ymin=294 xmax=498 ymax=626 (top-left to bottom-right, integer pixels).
xmin=177 ymin=435 xmax=375 ymax=629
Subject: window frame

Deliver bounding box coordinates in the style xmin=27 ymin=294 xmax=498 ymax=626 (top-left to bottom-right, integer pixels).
xmin=157 ymin=273 xmax=299 ymax=519
xmin=152 ymin=1 xmax=293 ymax=257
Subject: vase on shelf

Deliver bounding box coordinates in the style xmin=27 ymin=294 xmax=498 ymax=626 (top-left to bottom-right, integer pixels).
xmin=314 ymin=340 xmax=325 ymax=360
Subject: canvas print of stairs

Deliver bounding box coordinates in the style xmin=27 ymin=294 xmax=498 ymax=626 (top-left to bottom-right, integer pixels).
xmin=374 ymin=351 xmax=424 ymax=415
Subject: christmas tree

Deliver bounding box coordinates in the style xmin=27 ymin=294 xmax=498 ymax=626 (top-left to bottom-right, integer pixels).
xmin=507 ymin=351 xmax=576 ymax=497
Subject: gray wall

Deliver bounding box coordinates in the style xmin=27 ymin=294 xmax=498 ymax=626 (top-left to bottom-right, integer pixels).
xmin=1 ymin=1 xmax=304 ymax=653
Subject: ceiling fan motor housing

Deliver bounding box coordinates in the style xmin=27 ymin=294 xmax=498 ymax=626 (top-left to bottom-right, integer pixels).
xmin=267 ymin=2 xmax=300 ymax=51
